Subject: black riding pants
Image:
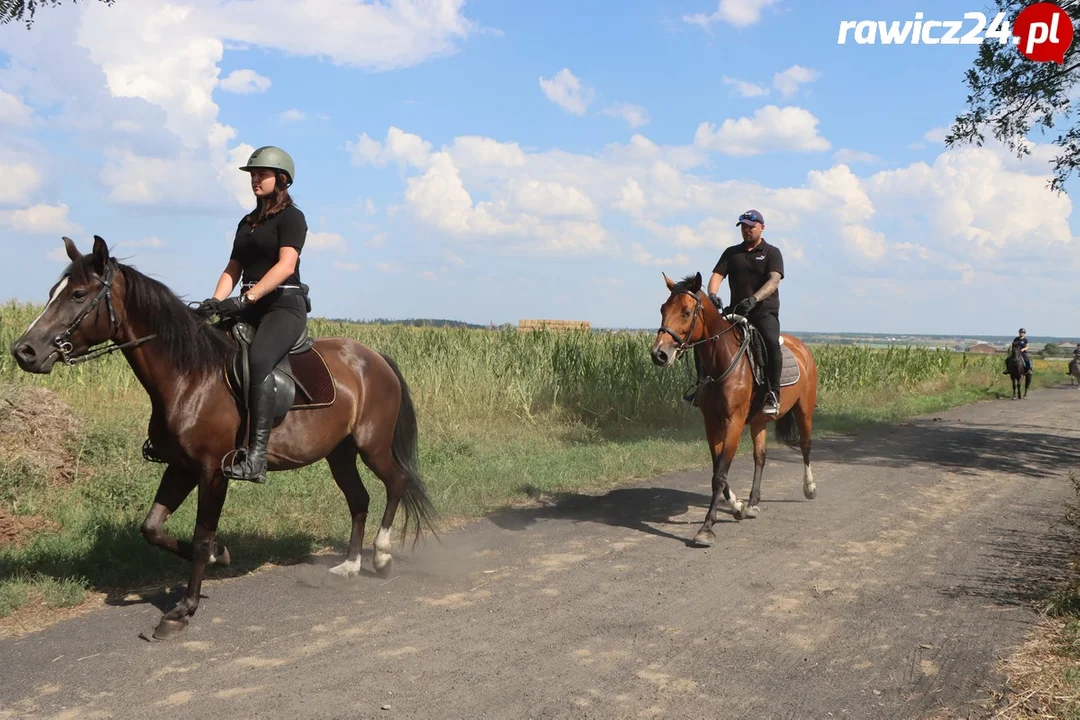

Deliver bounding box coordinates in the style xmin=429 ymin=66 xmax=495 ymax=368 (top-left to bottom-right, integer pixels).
xmin=749 ymin=309 xmax=782 ymax=392
xmin=239 ymin=292 xmax=307 ymax=385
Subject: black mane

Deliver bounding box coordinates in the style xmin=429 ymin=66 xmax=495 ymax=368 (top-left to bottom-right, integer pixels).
xmin=66 ymin=256 xmax=233 ymax=375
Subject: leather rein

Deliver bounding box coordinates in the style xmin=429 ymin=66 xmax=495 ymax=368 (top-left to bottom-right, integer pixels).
xmin=52 ymin=259 xmax=158 ymax=366
xmin=657 ymin=289 xmax=753 ymax=388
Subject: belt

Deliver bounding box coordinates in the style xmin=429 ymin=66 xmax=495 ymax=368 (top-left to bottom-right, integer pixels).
xmin=243 ymin=283 xmax=307 ymax=296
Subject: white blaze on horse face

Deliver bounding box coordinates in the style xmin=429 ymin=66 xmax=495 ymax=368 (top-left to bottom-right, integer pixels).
xmin=25 ymin=277 xmax=69 ymax=336
xmin=373 ymin=527 xmax=392 ymax=571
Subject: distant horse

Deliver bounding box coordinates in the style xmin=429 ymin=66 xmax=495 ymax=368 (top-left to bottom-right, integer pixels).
xmin=9 ymin=236 xmax=437 ymax=640
xmin=1069 ymin=355 xmax=1080 ymax=388
xmin=650 ymin=273 xmax=819 ymax=547
xmin=1005 ymin=343 xmax=1031 ymax=400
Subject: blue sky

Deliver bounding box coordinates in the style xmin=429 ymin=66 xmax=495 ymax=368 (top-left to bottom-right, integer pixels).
xmin=1 ymin=0 xmax=1077 ymax=338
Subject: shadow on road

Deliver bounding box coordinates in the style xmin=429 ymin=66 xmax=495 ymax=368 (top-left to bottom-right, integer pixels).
xmin=485 ymin=484 xmax=741 ymax=545
xmin=812 ymin=416 xmax=1080 ymax=480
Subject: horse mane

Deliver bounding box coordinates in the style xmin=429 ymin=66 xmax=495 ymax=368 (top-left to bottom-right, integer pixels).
xmin=118 ymin=262 xmax=234 ymax=374
xmin=671 ymin=274 xmax=703 ymax=295
xmin=65 ymin=256 xmax=233 ymax=375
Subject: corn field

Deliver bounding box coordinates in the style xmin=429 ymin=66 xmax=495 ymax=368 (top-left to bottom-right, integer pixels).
xmin=0 ymin=300 xmax=1005 ymax=430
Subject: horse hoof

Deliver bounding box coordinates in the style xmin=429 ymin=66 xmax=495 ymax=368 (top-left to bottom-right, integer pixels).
xmin=742 ymin=505 xmax=760 ymax=519
xmin=211 ymin=546 xmax=231 ymax=568
xmin=374 ymin=557 xmax=394 ymax=579
xmin=804 ymin=485 xmax=817 ymax=500
xmin=152 ymin=617 xmax=189 ymax=641
xmin=328 ymin=559 xmax=362 ymax=579
xmin=692 ymin=530 xmax=715 ymax=547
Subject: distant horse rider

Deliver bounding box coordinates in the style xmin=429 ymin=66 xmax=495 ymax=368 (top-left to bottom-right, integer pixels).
xmin=1004 ymin=328 xmax=1032 ymax=376
xmin=684 ymin=208 xmax=785 ymax=417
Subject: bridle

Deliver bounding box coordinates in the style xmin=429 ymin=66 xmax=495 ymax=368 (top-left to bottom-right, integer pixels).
xmin=657 ymin=289 xmax=753 ymax=388
xmin=52 ymin=258 xmax=158 ymax=365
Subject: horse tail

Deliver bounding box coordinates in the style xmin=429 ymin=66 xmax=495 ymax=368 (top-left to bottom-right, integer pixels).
xmin=381 ymin=352 xmax=440 ymax=547
xmin=774 ymin=407 xmax=801 ymax=449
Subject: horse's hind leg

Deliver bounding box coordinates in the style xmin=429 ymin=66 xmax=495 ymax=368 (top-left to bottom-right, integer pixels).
xmin=326 ymin=441 xmax=370 ymax=578
xmin=140 ymin=464 xmax=230 ymax=567
xmin=793 ymin=401 xmax=816 ymax=499
xmin=741 ymin=419 xmax=767 ymax=519
xmin=357 ymin=442 xmax=406 ymax=578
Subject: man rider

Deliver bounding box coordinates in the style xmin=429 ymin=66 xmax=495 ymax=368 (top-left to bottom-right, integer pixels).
xmin=1005 ymin=328 xmax=1033 ymax=375
xmin=684 ymin=208 xmax=785 ymax=416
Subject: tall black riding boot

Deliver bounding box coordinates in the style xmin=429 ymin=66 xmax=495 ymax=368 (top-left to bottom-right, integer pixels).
xmin=224 ymin=377 xmax=276 ymax=483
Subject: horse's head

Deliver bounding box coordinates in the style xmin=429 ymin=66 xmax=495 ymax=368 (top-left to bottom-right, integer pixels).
xmin=11 ymin=236 xmax=121 ymax=373
xmin=651 ymin=272 xmax=708 ymax=367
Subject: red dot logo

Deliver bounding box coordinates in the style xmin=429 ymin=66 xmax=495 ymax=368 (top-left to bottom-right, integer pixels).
xmin=1013 ymin=2 xmax=1074 ymax=63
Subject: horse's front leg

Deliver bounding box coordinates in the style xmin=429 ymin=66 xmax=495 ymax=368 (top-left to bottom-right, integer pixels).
xmin=140 ymin=465 xmax=230 ymax=567
xmin=693 ymin=414 xmax=746 ymax=547
xmin=153 ymin=475 xmax=229 ymax=640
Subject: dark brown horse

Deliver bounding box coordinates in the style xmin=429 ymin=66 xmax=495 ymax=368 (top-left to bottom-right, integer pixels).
xmin=650 ymin=273 xmax=818 ymax=547
xmin=9 ymin=236 xmax=437 ymax=640
xmin=1005 ymin=343 xmax=1031 ymax=400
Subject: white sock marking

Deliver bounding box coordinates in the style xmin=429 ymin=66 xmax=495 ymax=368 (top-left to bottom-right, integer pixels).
xmin=373 ymin=527 xmax=392 ymax=569
xmin=329 ymin=558 xmax=363 ymax=577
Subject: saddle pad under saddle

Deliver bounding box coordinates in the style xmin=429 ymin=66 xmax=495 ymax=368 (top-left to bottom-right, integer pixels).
xmin=224 ymin=345 xmax=336 ymax=411
xmin=747 ymin=334 xmax=801 ymax=388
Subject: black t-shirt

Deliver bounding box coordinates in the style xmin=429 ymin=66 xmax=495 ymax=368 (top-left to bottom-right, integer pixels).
xmin=1012 ymin=336 xmax=1028 ymax=351
xmin=230 ymin=204 xmax=307 ymax=286
xmin=712 ymin=238 xmax=785 ymax=313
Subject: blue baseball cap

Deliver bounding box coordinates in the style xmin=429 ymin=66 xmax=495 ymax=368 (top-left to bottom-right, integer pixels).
xmin=736 ymin=209 xmax=764 ymax=227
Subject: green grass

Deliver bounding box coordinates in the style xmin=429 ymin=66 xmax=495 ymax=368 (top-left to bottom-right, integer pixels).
xmin=0 ymin=299 xmax=1058 ymax=621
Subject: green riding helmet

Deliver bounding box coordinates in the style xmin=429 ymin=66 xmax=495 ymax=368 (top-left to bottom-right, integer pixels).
xmin=239 ymin=146 xmax=295 ymax=186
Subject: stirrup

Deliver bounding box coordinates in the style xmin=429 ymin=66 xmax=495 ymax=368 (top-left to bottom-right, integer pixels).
xmin=221 ymin=448 xmax=266 ymax=483
xmin=142 ymin=438 xmax=167 ymax=464
xmin=762 ymin=391 xmax=780 ymax=415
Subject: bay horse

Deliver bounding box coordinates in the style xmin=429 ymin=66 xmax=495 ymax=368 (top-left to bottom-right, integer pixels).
xmin=9 ymin=236 xmax=437 ymax=640
xmin=1005 ymin=343 xmax=1031 ymax=399
xmin=650 ymin=273 xmax=818 ymax=547
xmin=1070 ymin=355 xmax=1080 ymax=388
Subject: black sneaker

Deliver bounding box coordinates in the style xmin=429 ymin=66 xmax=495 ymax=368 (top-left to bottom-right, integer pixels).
xmin=762 ymin=391 xmax=780 ymax=416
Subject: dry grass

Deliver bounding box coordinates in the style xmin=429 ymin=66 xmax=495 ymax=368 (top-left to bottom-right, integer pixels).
xmin=0 ymin=383 xmax=84 ymax=487
xmin=987 ymin=616 xmax=1080 ymax=719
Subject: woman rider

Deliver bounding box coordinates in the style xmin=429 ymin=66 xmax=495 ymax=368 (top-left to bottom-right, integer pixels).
xmin=196 ymin=146 xmax=309 ymax=483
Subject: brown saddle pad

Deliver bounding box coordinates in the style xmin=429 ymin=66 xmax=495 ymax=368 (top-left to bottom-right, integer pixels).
xmin=224 ymin=344 xmax=336 ymax=411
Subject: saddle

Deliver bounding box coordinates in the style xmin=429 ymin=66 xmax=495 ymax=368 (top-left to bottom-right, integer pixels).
xmin=225 ymin=321 xmax=336 ymax=421
xmin=740 ymin=321 xmax=801 ymax=389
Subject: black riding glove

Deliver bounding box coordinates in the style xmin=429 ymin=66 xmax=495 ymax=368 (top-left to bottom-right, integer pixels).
xmin=733 ymin=296 xmax=758 ymax=315
xmin=195 ymin=297 xmax=222 ymax=318
xmin=216 ymin=295 xmax=249 ymax=318
xmin=708 ymin=292 xmax=723 ymax=309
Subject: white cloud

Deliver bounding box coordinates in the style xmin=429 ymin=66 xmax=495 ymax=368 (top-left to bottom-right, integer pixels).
xmin=348 ymin=127 xmax=433 ymax=169
xmin=0 ymin=203 xmax=78 ymax=234
xmin=46 ymin=246 xmax=69 ymax=263
xmin=363 ymin=198 xmax=377 ymax=216
xmin=693 ymin=105 xmax=831 ymax=156
xmin=307 ymin=231 xmax=348 ymax=252
xmin=218 ymin=68 xmax=270 ymax=94
xmin=279 ymin=109 xmax=305 ymax=122
xmin=0 ymin=162 xmax=43 ymax=205
xmin=840 ymin=225 xmax=888 ymax=260
xmin=923 ymin=126 xmax=949 ymax=144
xmin=631 ymin=242 xmax=690 ymax=267
xmin=833 ymin=148 xmax=883 ymax=165
xmin=601 ymin=103 xmax=651 ymax=129
xmin=443 ymin=249 xmax=465 ymax=267
xmin=420 ymin=270 xmax=437 ymax=280
xmin=118 ymin=236 xmax=167 ymax=248
xmin=333 ymin=261 xmax=361 ymax=271
xmin=684 ymin=0 xmax=778 ymax=29
xmin=0 ymin=90 xmax=32 ymax=126
xmin=377 ymin=261 xmax=402 ymax=273
xmin=539 ymin=68 xmax=595 ymax=116
xmin=722 ymin=76 xmax=769 ymax=98
xmin=773 ymin=65 xmax=819 ymax=98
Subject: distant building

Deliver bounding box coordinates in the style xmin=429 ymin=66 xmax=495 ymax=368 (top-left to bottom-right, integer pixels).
xmin=967 ymin=342 xmax=1000 ymax=354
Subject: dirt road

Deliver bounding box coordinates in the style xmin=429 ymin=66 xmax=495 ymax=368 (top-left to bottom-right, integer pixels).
xmin=2 ymin=386 xmax=1078 ymax=719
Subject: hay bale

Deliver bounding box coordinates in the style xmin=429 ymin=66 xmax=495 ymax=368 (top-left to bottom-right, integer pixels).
xmin=0 ymin=383 xmax=83 ymax=486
